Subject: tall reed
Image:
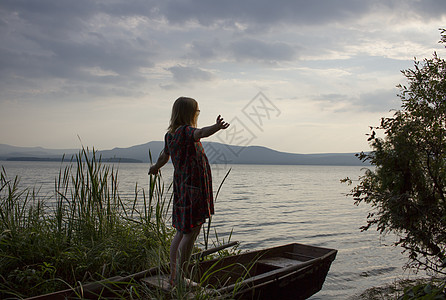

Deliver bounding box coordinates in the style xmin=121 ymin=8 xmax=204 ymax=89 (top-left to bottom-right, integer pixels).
xmin=0 ymin=148 xmax=175 ymax=298
xmin=0 ymin=147 xmax=237 ymax=299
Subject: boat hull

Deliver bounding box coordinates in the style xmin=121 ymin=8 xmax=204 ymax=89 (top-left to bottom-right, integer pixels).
xmin=189 ymin=243 xmax=337 ymax=300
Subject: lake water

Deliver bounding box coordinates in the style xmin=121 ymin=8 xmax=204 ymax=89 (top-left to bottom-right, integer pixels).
xmin=1 ymin=161 xmax=424 ymax=299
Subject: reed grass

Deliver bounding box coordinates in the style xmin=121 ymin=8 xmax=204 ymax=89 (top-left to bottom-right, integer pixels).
xmin=0 ymin=147 xmax=239 ymax=299
xmin=0 ymin=147 xmax=173 ymax=298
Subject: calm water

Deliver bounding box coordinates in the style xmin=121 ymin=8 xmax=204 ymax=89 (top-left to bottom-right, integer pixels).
xmin=1 ymin=161 xmax=423 ymax=299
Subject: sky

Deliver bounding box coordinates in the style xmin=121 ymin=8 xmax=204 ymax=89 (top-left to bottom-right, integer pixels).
xmin=1 ymin=0 xmax=445 ymax=154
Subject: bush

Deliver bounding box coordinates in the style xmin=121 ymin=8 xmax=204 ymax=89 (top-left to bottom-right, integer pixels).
xmin=349 ymin=29 xmax=446 ymax=275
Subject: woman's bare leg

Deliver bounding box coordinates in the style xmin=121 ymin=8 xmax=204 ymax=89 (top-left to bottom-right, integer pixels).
xmin=177 ymin=224 xmax=202 ymax=280
xmin=170 ymin=230 xmax=183 ymax=284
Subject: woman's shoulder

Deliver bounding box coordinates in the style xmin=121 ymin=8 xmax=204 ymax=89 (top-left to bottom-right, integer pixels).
xmin=175 ymin=125 xmax=196 ymax=134
xmin=164 ymin=131 xmax=172 ymax=139
xmin=170 ymin=125 xmax=196 ymax=143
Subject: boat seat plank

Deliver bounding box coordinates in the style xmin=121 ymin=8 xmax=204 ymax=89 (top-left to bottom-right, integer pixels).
xmin=258 ymin=257 xmax=305 ymax=268
xmin=284 ymin=251 xmax=317 ymax=260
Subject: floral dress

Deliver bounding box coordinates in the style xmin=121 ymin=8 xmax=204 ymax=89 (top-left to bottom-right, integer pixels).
xmin=164 ymin=125 xmax=214 ymax=233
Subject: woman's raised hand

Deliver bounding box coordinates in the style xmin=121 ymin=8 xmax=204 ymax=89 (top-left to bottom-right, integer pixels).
xmin=216 ymin=115 xmax=230 ymax=130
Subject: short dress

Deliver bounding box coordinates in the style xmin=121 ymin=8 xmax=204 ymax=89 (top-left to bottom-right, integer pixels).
xmin=163 ymin=125 xmax=214 ymax=234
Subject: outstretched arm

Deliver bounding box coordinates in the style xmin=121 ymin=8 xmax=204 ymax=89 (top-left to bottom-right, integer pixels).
xmin=148 ymin=150 xmax=170 ymax=175
xmin=194 ymin=115 xmax=230 ymax=141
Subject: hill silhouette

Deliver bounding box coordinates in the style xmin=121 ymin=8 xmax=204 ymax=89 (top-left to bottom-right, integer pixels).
xmin=0 ymin=142 xmax=368 ymax=166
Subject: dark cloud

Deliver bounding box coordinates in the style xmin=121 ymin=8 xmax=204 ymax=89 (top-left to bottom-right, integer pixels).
xmin=355 ymin=89 xmax=401 ymax=112
xmin=166 ymin=65 xmax=214 ymax=83
xmin=3 ymin=0 xmax=445 ymax=36
xmin=1 ymin=0 xmax=445 ymax=102
xmin=185 ymin=38 xmax=299 ymax=63
xmin=158 ymin=0 xmax=446 ymax=30
xmin=230 ymin=38 xmax=298 ymax=63
xmin=0 ymin=0 xmax=157 ymax=101
xmin=1 ymin=0 xmax=97 ymax=38
xmin=185 ymin=39 xmax=222 ymax=60
xmin=160 ymin=0 xmax=369 ymax=28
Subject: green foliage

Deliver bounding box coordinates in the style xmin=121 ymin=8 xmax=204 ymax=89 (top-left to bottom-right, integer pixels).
xmin=399 ymin=278 xmax=446 ymax=300
xmin=349 ymin=29 xmax=446 ymax=275
xmin=0 ymin=148 xmax=174 ymax=298
xmin=0 ymin=147 xmax=236 ymax=299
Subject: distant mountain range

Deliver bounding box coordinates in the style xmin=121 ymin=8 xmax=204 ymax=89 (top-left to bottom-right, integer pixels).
xmin=0 ymin=142 xmax=369 ymax=166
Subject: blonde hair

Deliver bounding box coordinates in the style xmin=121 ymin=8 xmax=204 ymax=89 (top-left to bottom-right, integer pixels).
xmin=167 ymin=97 xmax=199 ymax=133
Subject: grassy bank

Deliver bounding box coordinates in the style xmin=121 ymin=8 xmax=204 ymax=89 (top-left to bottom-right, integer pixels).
xmin=352 ymin=277 xmax=446 ymax=300
xmin=0 ymin=148 xmax=235 ymax=299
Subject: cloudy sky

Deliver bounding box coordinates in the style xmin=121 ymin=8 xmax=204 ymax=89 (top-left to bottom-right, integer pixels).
xmin=1 ymin=0 xmax=445 ymax=154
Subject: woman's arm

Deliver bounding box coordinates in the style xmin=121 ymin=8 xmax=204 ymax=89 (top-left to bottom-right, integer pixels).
xmin=194 ymin=115 xmax=230 ymax=140
xmin=148 ymin=150 xmax=170 ymax=175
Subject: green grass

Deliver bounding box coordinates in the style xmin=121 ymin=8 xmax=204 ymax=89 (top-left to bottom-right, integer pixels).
xmin=352 ymin=277 xmax=446 ymax=300
xmin=0 ymin=147 xmax=237 ymax=299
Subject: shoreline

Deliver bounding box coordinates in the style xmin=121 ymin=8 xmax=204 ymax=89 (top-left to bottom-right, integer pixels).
xmin=350 ymin=277 xmax=446 ymax=299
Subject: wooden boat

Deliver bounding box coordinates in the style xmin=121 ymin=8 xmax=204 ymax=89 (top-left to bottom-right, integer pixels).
xmin=26 ymin=242 xmax=337 ymax=300
xmin=143 ymin=242 xmax=337 ymax=300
